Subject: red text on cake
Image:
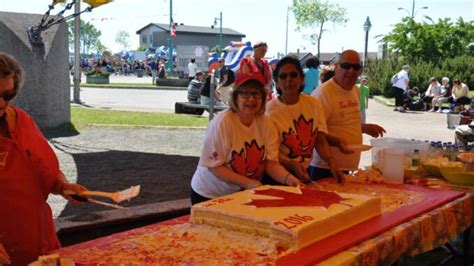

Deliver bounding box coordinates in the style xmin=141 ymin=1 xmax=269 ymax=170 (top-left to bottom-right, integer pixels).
xmin=274 ymin=214 xmax=314 ymax=229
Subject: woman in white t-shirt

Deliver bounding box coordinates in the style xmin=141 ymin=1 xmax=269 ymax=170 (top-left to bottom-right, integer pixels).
xmin=190 ymin=73 xmax=302 ymax=204
xmin=266 ymin=56 xmax=346 ymax=184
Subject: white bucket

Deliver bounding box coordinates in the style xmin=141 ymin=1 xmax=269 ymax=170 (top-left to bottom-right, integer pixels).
xmin=447 ymin=113 xmax=460 ymax=129
xmin=382 ymin=148 xmax=405 ymax=184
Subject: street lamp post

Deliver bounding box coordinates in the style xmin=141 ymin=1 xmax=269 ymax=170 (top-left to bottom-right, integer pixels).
xmin=285 ymin=7 xmax=289 ymax=55
xmin=397 ymin=0 xmax=428 ymax=19
xmin=214 ymin=12 xmax=223 ymax=49
xmin=363 ymin=16 xmax=372 ymax=67
xmin=167 ymin=0 xmax=174 ymax=72
xmin=73 ymin=0 xmax=81 ymax=103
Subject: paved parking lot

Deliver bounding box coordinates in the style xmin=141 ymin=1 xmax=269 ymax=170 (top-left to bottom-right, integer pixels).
xmin=71 ymin=85 xmax=456 ymax=173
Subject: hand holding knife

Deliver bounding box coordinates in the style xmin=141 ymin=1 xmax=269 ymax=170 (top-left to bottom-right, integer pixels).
xmin=69 ymin=194 xmax=126 ymax=209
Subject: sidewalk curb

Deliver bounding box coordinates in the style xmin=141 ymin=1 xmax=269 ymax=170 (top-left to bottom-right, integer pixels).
xmin=373 ymin=95 xmax=394 ymax=106
xmin=83 ymin=123 xmax=208 ymax=130
xmin=72 ymin=84 xmax=187 ymax=91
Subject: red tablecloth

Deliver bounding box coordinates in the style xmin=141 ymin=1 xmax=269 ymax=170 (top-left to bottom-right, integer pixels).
xmin=277 ymin=182 xmax=465 ymax=265
xmin=52 ymin=183 xmax=467 ymax=265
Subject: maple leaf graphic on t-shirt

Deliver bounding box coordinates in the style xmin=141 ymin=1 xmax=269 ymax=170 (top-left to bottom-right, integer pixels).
xmin=281 ymin=115 xmax=317 ymax=159
xmin=230 ymin=140 xmax=266 ymax=180
xmin=245 ymin=188 xmax=349 ymax=209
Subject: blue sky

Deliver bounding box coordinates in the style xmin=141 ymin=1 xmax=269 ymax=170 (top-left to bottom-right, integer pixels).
xmin=1 ymin=0 xmax=473 ymax=57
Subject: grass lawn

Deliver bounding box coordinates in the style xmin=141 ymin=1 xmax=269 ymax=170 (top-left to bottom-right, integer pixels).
xmin=71 ymin=107 xmax=209 ymax=129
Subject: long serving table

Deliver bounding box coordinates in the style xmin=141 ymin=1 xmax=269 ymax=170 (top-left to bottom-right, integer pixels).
xmin=52 ymin=183 xmax=473 ymax=265
xmin=318 ymin=193 xmax=472 ymax=265
xmin=278 ymin=182 xmax=472 ymax=265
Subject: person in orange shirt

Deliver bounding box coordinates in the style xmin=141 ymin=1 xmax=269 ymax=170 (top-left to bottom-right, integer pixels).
xmin=0 ymin=52 xmax=88 ymax=265
xmin=310 ymin=50 xmax=385 ymax=179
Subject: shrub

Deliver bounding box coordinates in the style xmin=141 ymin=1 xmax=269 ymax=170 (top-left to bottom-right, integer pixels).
xmin=85 ymin=69 xmax=110 ymax=78
xmin=364 ymin=56 xmax=474 ymax=97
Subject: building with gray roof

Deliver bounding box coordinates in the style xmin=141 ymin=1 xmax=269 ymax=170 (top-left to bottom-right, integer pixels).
xmin=136 ymin=23 xmax=245 ymax=50
xmin=0 ymin=11 xmax=70 ymax=129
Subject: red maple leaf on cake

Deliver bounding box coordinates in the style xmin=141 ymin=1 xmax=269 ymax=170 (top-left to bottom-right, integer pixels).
xmin=245 ymin=188 xmax=349 ymax=209
xmin=282 ymin=115 xmax=317 ymax=159
xmin=230 ymin=140 xmax=266 ymax=180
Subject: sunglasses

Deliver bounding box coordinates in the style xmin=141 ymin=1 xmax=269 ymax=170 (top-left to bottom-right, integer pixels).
xmin=239 ymin=90 xmax=262 ymax=99
xmin=339 ymin=63 xmax=363 ymax=71
xmin=278 ymin=71 xmax=298 ymax=80
xmin=0 ymin=90 xmax=17 ymax=101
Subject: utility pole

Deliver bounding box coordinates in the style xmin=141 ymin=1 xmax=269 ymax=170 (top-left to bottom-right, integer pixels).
xmin=219 ymin=12 xmax=223 ymax=49
xmin=214 ymin=12 xmax=223 ymax=49
xmin=73 ymin=0 xmax=81 ymax=103
xmin=167 ymin=0 xmax=173 ymax=72
xmin=285 ymin=7 xmax=289 ymax=55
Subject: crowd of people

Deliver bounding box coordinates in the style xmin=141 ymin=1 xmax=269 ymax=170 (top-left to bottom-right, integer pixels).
xmin=186 ymin=50 xmax=238 ymax=106
xmin=73 ymin=57 xmax=167 ymax=85
xmin=3 ymin=38 xmax=472 ymax=263
xmin=391 ymin=65 xmax=471 ymax=113
xmin=190 ymin=48 xmax=386 ymax=204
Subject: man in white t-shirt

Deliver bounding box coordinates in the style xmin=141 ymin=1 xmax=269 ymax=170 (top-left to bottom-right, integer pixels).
xmin=455 ymin=122 xmax=474 ymax=151
xmin=392 ymin=65 xmax=410 ymax=112
xmin=310 ymin=50 xmax=386 ymax=179
xmin=188 ymin=58 xmax=198 ymax=81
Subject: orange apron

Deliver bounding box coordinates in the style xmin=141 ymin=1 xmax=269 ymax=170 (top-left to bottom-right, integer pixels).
xmin=0 ymin=106 xmax=60 ymax=265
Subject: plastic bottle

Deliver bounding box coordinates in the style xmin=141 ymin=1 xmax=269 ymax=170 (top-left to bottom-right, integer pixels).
xmin=451 ymin=145 xmax=459 ymax=161
xmin=432 ymin=144 xmax=438 ymax=158
xmin=457 ymin=144 xmax=463 ymax=151
xmin=445 ymin=145 xmax=454 ymax=161
xmin=412 ymin=149 xmax=421 ymax=167
xmin=443 ymin=143 xmax=450 ymax=159
xmin=428 ymin=142 xmax=438 ymax=159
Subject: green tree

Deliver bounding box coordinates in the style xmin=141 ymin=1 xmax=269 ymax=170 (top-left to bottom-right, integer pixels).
xmin=68 ymin=20 xmax=103 ymax=54
xmin=381 ymin=17 xmax=474 ymax=64
xmin=210 ymin=45 xmax=224 ymax=54
xmin=291 ymin=0 xmax=347 ymax=58
xmin=364 ymin=55 xmax=474 ymax=97
xmin=115 ymin=30 xmax=130 ymax=51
